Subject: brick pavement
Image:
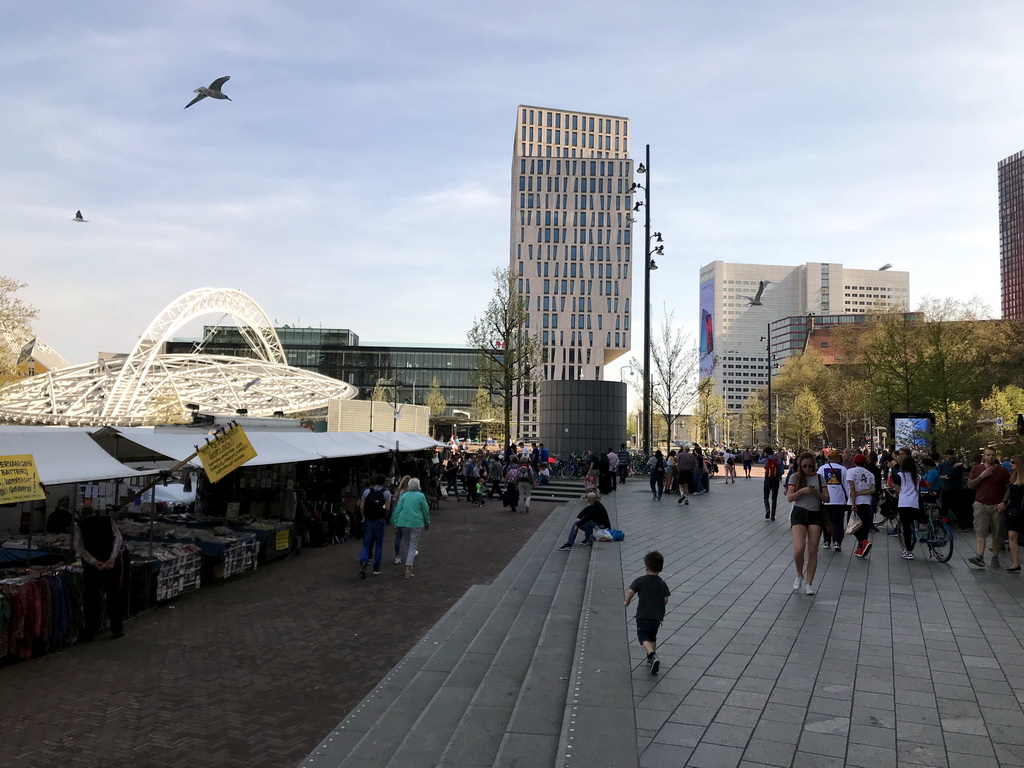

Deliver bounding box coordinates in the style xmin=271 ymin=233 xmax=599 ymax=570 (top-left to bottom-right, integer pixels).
xmin=619 ymin=474 xmax=1024 ymax=768
xmin=0 ymin=498 xmax=558 ymax=768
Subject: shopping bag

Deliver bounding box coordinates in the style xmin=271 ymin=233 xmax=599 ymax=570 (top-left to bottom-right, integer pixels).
xmin=845 ymin=511 xmax=862 ymax=536
xmin=609 ymin=529 xmax=625 ymax=542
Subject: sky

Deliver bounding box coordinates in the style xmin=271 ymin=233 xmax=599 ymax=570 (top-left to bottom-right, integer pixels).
xmin=2 ymin=1 xmax=1021 ymax=379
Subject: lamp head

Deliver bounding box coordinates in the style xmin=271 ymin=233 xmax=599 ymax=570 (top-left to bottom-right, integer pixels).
xmin=633 ymin=202 xmax=642 ymax=211
xmin=636 ymin=163 xmax=646 ymax=174
xmin=654 ymin=232 xmax=663 ymax=242
xmin=649 ymin=260 xmax=658 ymax=271
xmin=653 ymin=245 xmax=665 ymax=256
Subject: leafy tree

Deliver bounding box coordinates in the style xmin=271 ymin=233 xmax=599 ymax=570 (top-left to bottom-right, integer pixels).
xmin=780 ymin=389 xmax=825 ymax=450
xmin=370 ymin=379 xmax=393 ymax=402
xmin=629 ymin=308 xmax=701 ymax=454
xmin=741 ymin=387 xmax=768 ymax=444
xmin=694 ymin=377 xmax=723 ymax=447
xmin=466 ymin=268 xmax=539 ymax=444
xmin=424 ymin=377 xmax=447 ymax=438
xmin=0 ymin=277 xmax=39 ymax=382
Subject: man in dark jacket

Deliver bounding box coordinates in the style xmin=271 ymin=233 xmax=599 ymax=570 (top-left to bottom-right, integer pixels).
xmin=557 ymin=493 xmax=612 ymax=550
xmin=75 ymin=504 xmax=125 ymax=640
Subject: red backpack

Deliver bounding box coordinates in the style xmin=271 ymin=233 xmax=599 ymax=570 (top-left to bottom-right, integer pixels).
xmin=765 ymin=457 xmax=779 ymax=479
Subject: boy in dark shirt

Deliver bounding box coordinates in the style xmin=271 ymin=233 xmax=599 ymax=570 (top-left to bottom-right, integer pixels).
xmin=624 ymin=550 xmax=671 ymax=674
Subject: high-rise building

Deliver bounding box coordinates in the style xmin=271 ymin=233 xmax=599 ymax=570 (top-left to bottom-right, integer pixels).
xmin=999 ymin=150 xmax=1024 ymax=319
xmin=510 ymin=105 xmax=634 ymax=439
xmin=698 ymin=261 xmax=910 ymax=412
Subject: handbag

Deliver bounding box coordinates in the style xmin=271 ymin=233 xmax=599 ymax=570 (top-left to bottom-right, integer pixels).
xmin=845 ymin=510 xmax=862 ymax=535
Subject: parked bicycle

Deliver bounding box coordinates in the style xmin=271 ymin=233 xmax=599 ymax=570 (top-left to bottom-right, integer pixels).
xmin=557 ymin=453 xmax=587 ymax=480
xmin=884 ymin=495 xmax=954 ymax=563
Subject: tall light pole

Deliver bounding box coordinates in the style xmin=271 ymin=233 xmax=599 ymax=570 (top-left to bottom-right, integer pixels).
xmin=634 ymin=144 xmax=663 ymax=457
xmin=760 ymin=325 xmax=776 ymax=446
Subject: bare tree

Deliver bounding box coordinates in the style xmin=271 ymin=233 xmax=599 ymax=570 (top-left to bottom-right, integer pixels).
xmin=630 ymin=307 xmax=701 ymax=453
xmin=466 ymin=268 xmax=539 ymax=444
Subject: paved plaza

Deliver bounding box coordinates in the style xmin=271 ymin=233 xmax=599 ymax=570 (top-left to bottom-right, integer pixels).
xmin=619 ymin=474 xmax=1024 ymax=768
xmin=306 ymin=471 xmax=1024 ymax=768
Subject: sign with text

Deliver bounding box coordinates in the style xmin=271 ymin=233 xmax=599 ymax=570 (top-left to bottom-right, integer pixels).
xmin=0 ymin=455 xmax=46 ymax=504
xmin=196 ymin=425 xmax=258 ymax=483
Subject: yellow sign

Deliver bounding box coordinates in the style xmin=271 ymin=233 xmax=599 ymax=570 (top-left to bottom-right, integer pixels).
xmin=275 ymin=530 xmax=290 ymax=550
xmin=0 ymin=455 xmax=46 ymax=504
xmin=196 ymin=425 xmax=258 ymax=483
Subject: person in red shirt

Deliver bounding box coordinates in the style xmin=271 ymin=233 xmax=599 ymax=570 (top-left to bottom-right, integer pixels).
xmin=967 ymin=447 xmax=1012 ymax=569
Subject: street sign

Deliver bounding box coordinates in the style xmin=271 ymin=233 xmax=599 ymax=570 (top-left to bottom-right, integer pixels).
xmin=997 ymin=417 xmax=1004 ymax=427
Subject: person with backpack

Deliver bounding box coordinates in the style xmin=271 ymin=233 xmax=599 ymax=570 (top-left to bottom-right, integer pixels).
xmin=818 ymin=450 xmax=849 ymax=552
xmin=763 ymin=446 xmax=783 ymax=520
xmin=504 ymin=459 xmax=523 ymax=513
xmin=516 ymin=457 xmax=536 ymax=513
xmin=647 ymin=450 xmax=666 ymax=501
xmin=722 ymin=448 xmax=737 ymax=483
xmin=358 ymin=475 xmax=391 ymax=579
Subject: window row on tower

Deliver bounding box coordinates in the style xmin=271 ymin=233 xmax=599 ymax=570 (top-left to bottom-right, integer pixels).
xmin=520 ymin=109 xmax=627 ymax=136
xmin=516 ymin=244 xmax=632 ymax=262
xmin=518 ymin=158 xmax=631 ymax=177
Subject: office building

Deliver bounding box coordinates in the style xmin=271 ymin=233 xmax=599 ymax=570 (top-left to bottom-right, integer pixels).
xmin=698 ymin=261 xmax=910 ymax=412
xmin=510 ymin=105 xmax=634 ymax=439
xmin=999 ymin=149 xmax=1024 ymax=319
xmin=166 ymin=327 xmax=479 ymax=419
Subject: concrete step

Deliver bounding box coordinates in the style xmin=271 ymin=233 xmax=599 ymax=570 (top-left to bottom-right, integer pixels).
xmin=381 ymin=502 xmax=588 ymax=767
xmin=301 ymin=500 xmax=581 ymax=768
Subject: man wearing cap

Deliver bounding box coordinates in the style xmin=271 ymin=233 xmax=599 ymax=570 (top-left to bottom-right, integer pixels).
xmin=846 ymin=454 xmax=876 ymax=557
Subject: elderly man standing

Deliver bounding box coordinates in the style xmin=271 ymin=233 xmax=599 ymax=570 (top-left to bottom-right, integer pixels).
xmin=557 ymin=492 xmax=612 ymax=550
xmin=968 ymin=447 xmax=1012 ymax=569
xmin=607 ymin=447 xmax=620 ymax=491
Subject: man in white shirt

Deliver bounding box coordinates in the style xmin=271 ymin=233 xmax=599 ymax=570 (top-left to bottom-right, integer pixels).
xmin=846 ymin=454 xmax=876 ymax=558
xmin=818 ymin=450 xmax=849 ymax=551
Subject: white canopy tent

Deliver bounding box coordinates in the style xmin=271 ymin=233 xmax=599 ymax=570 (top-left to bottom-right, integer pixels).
xmin=0 ymin=429 xmax=151 ymax=485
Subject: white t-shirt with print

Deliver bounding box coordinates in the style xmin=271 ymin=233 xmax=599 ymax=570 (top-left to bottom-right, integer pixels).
xmin=817 ymin=462 xmax=848 ymax=505
xmin=846 ymin=466 xmax=874 ymax=503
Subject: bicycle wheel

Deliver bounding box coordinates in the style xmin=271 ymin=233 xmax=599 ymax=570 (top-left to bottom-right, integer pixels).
xmin=559 ymin=464 xmax=575 ymax=480
xmin=929 ymin=520 xmax=954 ymax=563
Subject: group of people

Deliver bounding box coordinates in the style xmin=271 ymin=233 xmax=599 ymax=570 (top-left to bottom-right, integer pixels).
xmin=644 ymin=444 xmax=720 ymax=504
xmin=357 ymin=473 xmax=431 ymax=580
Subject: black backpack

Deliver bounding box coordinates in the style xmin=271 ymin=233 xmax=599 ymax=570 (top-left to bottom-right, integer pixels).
xmin=654 ymin=458 xmax=665 ymax=479
xmin=363 ymin=488 xmax=388 ymax=521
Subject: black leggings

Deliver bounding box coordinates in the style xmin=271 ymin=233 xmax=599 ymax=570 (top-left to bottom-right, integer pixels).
xmin=899 ymin=506 xmax=922 ymax=552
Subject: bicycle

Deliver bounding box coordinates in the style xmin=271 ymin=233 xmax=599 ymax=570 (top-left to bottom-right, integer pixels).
xmin=558 ymin=453 xmax=586 ymax=480
xmin=629 ymin=453 xmax=650 ymax=477
xmin=915 ymin=501 xmax=955 ymax=562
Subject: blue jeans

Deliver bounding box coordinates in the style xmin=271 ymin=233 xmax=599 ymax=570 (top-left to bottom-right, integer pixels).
xmin=650 ymin=475 xmax=664 ymax=499
xmin=565 ymin=520 xmax=597 ymax=545
xmin=360 ymin=519 xmax=385 ymax=570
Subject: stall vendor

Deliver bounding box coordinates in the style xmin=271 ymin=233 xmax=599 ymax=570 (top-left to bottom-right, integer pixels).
xmin=74 ymin=503 xmax=125 ymax=640
xmin=45 ymin=496 xmax=74 ymax=534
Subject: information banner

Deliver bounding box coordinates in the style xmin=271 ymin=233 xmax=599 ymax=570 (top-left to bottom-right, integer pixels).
xmin=0 ymin=455 xmax=46 ymax=504
xmin=196 ymin=425 xmax=258 ymax=483
xmin=275 ymin=530 xmax=289 ymax=551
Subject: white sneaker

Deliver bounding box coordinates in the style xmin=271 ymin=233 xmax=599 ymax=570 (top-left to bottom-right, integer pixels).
xmin=793 ymin=576 xmax=803 ymax=591
xmin=804 ymin=582 xmax=816 ymax=595
xmin=821 ymin=541 xmax=831 ymax=550
xmin=393 ymin=557 xmax=402 ymax=565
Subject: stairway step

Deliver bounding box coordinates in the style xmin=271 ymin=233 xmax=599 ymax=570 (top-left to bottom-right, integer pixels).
xmin=305 ymin=502 xmax=580 ymax=768
xmin=383 ymin=502 xmax=587 ymax=767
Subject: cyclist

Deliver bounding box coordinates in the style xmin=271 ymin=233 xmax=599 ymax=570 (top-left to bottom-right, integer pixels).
xmin=787 ymin=451 xmax=830 ymax=595
xmin=892 ymin=456 xmax=924 ymax=560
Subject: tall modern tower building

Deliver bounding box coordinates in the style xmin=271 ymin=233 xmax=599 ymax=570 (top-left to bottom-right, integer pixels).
xmin=698 ymin=260 xmax=910 ymax=413
xmin=510 ymin=105 xmax=634 ymax=439
xmin=999 ymin=150 xmax=1024 ymax=319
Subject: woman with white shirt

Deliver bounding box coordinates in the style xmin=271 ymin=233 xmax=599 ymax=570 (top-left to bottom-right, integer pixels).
xmin=891 ymin=456 xmax=923 ymax=560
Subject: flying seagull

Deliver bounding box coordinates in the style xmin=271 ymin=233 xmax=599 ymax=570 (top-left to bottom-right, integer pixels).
xmin=72 ymin=210 xmax=87 ymax=223
xmin=739 ymin=280 xmax=771 ymax=307
xmin=184 ymin=76 xmax=231 ymax=109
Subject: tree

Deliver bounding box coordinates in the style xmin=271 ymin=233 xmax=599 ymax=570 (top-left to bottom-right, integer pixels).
xmin=0 ymin=277 xmax=39 ymax=381
xmin=466 ymin=268 xmax=539 ymax=444
xmin=741 ymin=387 xmax=768 ymax=445
xmin=370 ymin=379 xmax=393 ymax=402
xmin=424 ymin=377 xmax=446 ymax=438
xmin=694 ymin=377 xmax=723 ymax=446
xmin=629 ymin=307 xmax=701 ymax=453
xmin=780 ymin=389 xmax=825 ymax=450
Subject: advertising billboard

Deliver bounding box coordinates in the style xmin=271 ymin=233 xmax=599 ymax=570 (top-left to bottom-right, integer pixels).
xmin=890 ymin=412 xmax=934 ymax=452
xmin=699 ymin=279 xmax=715 ymax=378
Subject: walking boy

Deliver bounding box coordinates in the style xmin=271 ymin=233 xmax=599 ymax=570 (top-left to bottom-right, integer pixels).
xmin=624 ymin=550 xmax=671 ymax=675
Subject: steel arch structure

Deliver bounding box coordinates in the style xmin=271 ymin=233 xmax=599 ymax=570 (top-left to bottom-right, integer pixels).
xmin=0 ymin=288 xmax=357 ymax=426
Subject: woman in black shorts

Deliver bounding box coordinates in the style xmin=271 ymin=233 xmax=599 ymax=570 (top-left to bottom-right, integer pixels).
xmin=787 ymin=451 xmax=831 ymax=595
xmin=1003 ymin=455 xmax=1024 ymax=573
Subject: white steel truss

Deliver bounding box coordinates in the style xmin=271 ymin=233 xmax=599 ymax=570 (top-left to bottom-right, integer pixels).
xmin=0 ymin=288 xmax=356 ymax=426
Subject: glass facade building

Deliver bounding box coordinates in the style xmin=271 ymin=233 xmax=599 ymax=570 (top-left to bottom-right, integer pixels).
xmin=510 ymin=105 xmax=633 ymax=438
xmin=999 ymin=150 xmax=1024 ymax=319
xmin=165 ymin=327 xmax=479 ymax=417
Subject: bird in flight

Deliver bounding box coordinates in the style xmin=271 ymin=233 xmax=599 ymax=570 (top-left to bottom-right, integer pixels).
xmin=739 ymin=280 xmax=771 ymax=306
xmin=73 ymin=210 xmax=87 ymax=223
xmin=184 ymin=76 xmax=231 ymax=109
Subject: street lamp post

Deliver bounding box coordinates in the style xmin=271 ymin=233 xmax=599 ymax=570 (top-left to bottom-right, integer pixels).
xmin=634 ymin=144 xmax=663 ymax=457
xmin=761 ymin=325 xmax=776 ymax=446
